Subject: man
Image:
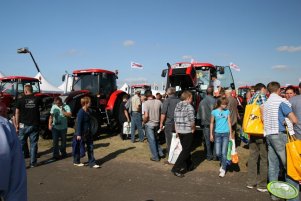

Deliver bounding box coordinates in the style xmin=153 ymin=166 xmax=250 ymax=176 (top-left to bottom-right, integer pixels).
xmin=225 ymin=89 xmax=240 ymax=145
xmin=245 ymin=83 xmax=268 ymax=192
xmin=143 ymin=90 xmax=164 ymax=161
xmin=15 ymin=85 xmax=42 ymax=167
xmin=262 ymin=81 xmax=299 ymax=201
xmin=129 ymin=90 xmax=144 ymax=143
xmin=160 ymin=87 xmax=180 ymax=155
xmin=0 ymin=116 xmax=27 ymax=201
xmin=172 ymin=91 xmax=195 ymax=177
xmin=289 ymin=82 xmax=301 ymax=140
xmin=48 ymin=97 xmax=71 ymax=160
xmin=196 ymin=87 xmax=216 ymax=160
xmin=210 ymin=74 xmax=221 ymax=97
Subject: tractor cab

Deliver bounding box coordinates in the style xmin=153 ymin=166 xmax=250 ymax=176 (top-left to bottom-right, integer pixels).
xmin=72 ymin=69 xmax=118 ymax=98
xmin=62 ymin=68 xmax=126 ymax=135
xmin=0 ymin=76 xmax=40 ymax=108
xmin=162 ymin=62 xmax=235 ymax=95
xmin=130 ymin=84 xmax=151 ymax=96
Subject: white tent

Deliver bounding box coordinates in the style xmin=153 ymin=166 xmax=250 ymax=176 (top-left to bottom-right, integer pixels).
xmin=35 ymin=72 xmax=63 ymax=94
xmin=0 ymin=71 xmax=5 ymax=78
xmin=58 ymin=75 xmax=73 ymax=93
xmin=119 ymin=83 xmax=130 ymax=94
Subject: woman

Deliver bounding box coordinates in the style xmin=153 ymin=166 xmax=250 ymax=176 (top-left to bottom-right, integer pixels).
xmin=210 ymin=97 xmax=232 ymax=178
xmin=172 ymin=91 xmax=195 ymax=177
xmin=48 ymin=97 xmax=71 ymax=160
xmin=73 ymin=96 xmax=100 ymax=168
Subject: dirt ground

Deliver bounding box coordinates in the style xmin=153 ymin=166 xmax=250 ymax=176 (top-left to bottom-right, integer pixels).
xmin=26 ymin=128 xmax=271 ymax=201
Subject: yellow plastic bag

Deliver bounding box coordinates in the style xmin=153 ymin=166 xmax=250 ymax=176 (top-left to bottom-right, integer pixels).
xmin=242 ymin=96 xmax=264 ymax=135
xmin=286 ymin=134 xmax=301 ymax=181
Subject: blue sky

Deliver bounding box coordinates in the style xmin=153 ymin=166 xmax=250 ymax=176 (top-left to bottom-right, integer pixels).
xmin=0 ymin=0 xmax=300 ymax=88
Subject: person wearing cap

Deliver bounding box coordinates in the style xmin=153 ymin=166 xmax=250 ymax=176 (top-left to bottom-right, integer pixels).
xmin=130 ymin=90 xmax=144 ymax=142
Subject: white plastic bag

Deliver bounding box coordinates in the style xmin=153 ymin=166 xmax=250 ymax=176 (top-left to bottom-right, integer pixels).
xmin=168 ymin=133 xmax=182 ymax=164
xmin=123 ymin=122 xmax=131 ymax=135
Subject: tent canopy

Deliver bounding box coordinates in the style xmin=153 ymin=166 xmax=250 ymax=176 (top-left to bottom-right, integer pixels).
xmin=35 ymin=72 xmax=63 ymax=94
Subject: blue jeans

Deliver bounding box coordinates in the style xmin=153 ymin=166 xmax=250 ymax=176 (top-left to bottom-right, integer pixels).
xmin=130 ymin=112 xmax=144 ymax=142
xmin=215 ymin=132 xmax=229 ymax=170
xmin=145 ymin=125 xmax=164 ymax=160
xmin=73 ymin=136 xmax=96 ymax=167
xmin=266 ymin=133 xmax=300 ymax=201
xmin=52 ymin=128 xmax=67 ymax=158
xmin=18 ymin=125 xmax=39 ymax=165
xmin=203 ymin=126 xmax=216 ymax=159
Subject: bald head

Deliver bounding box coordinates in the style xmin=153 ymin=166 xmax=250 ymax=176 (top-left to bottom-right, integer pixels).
xmin=0 ymin=102 xmax=8 ymax=118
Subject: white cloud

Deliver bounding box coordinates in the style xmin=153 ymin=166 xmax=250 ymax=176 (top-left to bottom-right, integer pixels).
xmin=182 ymin=55 xmax=193 ymax=60
xmin=276 ymin=45 xmax=301 ymax=52
xmin=123 ymin=40 xmax=135 ymax=47
xmin=271 ymin=65 xmax=289 ymax=71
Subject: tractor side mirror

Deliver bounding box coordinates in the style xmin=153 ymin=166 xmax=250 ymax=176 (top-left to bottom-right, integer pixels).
xmin=62 ymin=75 xmax=65 ymax=82
xmin=161 ymin=69 xmax=167 ymax=77
xmin=230 ymin=83 xmax=235 ymax=90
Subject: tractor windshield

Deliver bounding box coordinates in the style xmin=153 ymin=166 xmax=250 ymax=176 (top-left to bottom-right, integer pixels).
xmin=0 ymin=80 xmax=40 ymax=96
xmin=196 ymin=69 xmax=211 ymax=90
xmin=73 ymin=73 xmax=117 ymax=96
xmin=217 ymin=66 xmax=235 ymax=90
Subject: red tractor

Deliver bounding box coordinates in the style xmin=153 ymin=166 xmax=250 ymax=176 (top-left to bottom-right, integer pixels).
xmin=62 ymin=68 xmax=127 ymax=136
xmin=0 ymin=76 xmax=54 ymax=138
xmin=130 ymin=84 xmax=151 ymax=96
xmin=162 ymin=62 xmax=235 ymax=108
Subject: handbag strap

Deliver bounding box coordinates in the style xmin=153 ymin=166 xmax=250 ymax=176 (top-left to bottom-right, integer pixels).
xmin=286 ymin=126 xmax=297 ymax=142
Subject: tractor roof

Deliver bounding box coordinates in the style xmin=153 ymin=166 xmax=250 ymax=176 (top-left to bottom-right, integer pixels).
xmin=131 ymin=84 xmax=151 ymax=88
xmin=172 ymin=62 xmax=216 ymax=69
xmin=0 ymin=76 xmax=39 ymax=82
xmin=73 ymin=68 xmax=115 ymax=75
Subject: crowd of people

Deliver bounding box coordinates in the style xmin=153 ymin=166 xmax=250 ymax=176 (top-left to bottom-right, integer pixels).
xmin=1 ymin=81 xmax=301 ymax=201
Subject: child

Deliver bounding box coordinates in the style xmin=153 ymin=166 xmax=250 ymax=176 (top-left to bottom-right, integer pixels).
xmin=210 ymin=97 xmax=232 ymax=177
xmin=73 ymin=96 xmax=100 ymax=168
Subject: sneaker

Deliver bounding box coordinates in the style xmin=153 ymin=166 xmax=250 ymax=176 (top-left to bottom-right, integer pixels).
xmin=91 ymin=164 xmax=100 ymax=169
xmin=30 ymin=163 xmax=38 ymax=168
xmin=246 ymin=185 xmax=254 ymax=189
xmin=219 ymin=166 xmax=223 ymax=172
xmin=73 ymin=163 xmax=84 ymax=167
xmin=257 ymin=187 xmax=268 ymax=192
xmin=219 ymin=169 xmax=226 ymax=177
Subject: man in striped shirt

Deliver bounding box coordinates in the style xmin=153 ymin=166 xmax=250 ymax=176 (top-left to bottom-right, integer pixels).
xmin=262 ymin=81 xmax=299 ymax=201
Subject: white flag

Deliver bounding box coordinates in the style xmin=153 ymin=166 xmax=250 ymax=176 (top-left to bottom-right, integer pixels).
xmin=131 ymin=62 xmax=143 ymax=69
xmin=230 ymin=62 xmax=240 ymax=71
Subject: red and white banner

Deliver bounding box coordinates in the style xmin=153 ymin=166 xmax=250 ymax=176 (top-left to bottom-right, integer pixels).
xmin=230 ymin=62 xmax=240 ymax=71
xmin=131 ymin=62 xmax=143 ymax=69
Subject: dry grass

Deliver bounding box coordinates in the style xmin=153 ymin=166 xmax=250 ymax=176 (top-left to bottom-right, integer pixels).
xmin=38 ymin=128 xmax=250 ymax=173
